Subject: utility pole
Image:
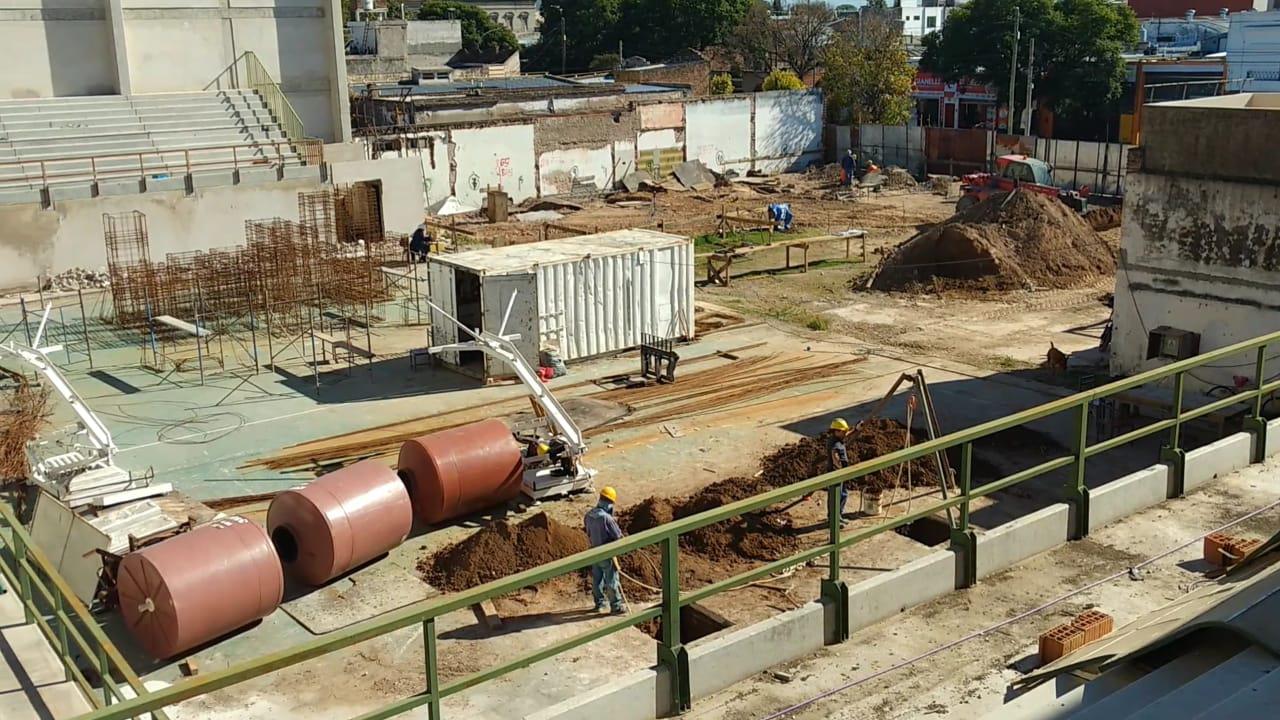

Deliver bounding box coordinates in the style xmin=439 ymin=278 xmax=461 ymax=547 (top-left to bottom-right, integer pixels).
xmin=1022 ymin=37 xmax=1035 ymax=135
xmin=561 ymin=16 xmax=567 ymax=74
xmin=1007 ymin=6 xmax=1020 ymax=134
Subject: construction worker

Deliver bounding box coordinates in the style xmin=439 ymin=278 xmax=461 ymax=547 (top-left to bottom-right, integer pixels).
xmin=409 ymin=224 xmax=431 ymax=263
xmin=840 ymin=150 xmax=857 ymax=187
xmin=584 ymin=486 xmax=627 ymax=614
xmin=828 ymin=418 xmax=852 ymax=525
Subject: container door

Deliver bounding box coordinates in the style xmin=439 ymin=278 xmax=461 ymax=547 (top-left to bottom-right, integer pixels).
xmin=427 ymin=262 xmax=458 ymax=366
xmin=482 ymin=273 xmax=539 ymax=377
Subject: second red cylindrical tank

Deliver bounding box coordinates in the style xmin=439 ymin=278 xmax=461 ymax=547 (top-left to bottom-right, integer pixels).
xmin=116 ymin=516 xmax=283 ymax=659
xmin=397 ymin=418 xmax=523 ymax=524
xmin=266 ymin=459 xmax=413 ymax=585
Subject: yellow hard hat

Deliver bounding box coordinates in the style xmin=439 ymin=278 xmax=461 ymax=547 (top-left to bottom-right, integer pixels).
xmin=830 ymin=418 xmax=850 ymax=432
xmin=600 ymin=486 xmax=618 ymax=503
xmin=537 ymin=442 xmax=551 ymax=455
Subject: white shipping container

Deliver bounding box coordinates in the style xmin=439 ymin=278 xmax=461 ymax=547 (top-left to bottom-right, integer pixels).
xmin=426 ymin=229 xmax=695 ymax=378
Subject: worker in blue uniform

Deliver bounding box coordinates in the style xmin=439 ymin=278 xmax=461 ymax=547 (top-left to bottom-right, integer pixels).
xmin=584 ymin=486 xmax=627 ymax=614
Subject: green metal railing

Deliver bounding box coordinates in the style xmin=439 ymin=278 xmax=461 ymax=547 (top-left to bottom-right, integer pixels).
xmin=66 ymin=329 xmax=1280 ymax=720
xmin=0 ymin=502 xmax=169 ymax=719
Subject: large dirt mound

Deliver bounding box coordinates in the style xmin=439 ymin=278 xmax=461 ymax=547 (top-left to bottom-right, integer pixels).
xmin=867 ymin=189 xmax=1115 ymax=292
xmin=420 ymin=513 xmax=589 ymax=592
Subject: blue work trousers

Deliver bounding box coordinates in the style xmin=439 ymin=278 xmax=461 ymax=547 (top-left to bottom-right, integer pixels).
xmin=590 ymin=560 xmax=623 ymax=611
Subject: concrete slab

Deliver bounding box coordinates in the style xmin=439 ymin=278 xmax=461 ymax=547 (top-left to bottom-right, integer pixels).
xmin=975 ymin=503 xmax=1070 ymax=578
xmin=145 ymin=176 xmax=187 ymax=193
xmin=0 ymin=592 xmax=92 ymax=718
xmin=1088 ymin=464 xmax=1169 ymax=534
xmin=190 ymin=171 xmax=236 ymax=190
xmin=688 ymin=601 xmax=825 ymax=699
xmin=1184 ymin=432 xmax=1251 ymax=491
xmin=0 ymin=189 xmax=44 ymax=206
xmin=282 ymin=165 xmax=322 ymax=182
xmin=237 ymin=167 xmax=277 ymax=186
xmin=847 ymin=548 xmax=960 ymax=632
xmin=49 ymin=183 xmax=94 ymax=202
xmin=97 ymin=179 xmax=145 ymax=197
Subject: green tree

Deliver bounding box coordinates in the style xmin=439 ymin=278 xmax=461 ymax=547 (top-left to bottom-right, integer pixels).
xmin=727 ymin=1 xmax=833 ymax=78
xmin=762 ymin=69 xmax=805 ymax=90
xmin=920 ymin=0 xmax=1137 ymax=129
xmin=821 ymin=14 xmax=914 ymax=124
xmin=617 ymin=0 xmax=752 ymax=61
xmin=710 ymin=72 xmax=735 ymax=94
xmin=417 ymin=1 xmax=519 ymax=53
xmin=528 ymin=0 xmax=620 ymax=72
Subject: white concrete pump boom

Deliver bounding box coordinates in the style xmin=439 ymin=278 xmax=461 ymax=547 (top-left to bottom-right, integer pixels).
xmin=0 ymin=304 xmax=118 ymax=490
xmin=425 ymin=291 xmax=587 ymax=456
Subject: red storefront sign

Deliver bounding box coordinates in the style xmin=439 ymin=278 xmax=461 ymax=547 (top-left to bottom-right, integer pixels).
xmin=913 ymin=71 xmax=997 ymax=102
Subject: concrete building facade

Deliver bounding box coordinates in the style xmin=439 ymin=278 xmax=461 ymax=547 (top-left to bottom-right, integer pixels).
xmin=0 ymin=0 xmax=351 ymax=142
xmin=1227 ymin=10 xmax=1280 ymax=92
xmin=1111 ymin=93 xmax=1280 ymax=389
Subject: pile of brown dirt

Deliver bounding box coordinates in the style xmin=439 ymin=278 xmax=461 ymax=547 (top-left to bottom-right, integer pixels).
xmin=419 ymin=513 xmax=589 ymax=592
xmin=866 ymin=189 xmax=1116 ymax=292
xmin=1084 ymin=205 xmax=1122 ymax=231
xmin=420 ymin=422 xmax=940 ymax=594
xmin=884 ymin=167 xmax=918 ymax=189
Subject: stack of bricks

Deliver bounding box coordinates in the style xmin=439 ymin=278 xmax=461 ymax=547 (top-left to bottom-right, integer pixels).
xmin=1038 ymin=609 xmax=1115 ymax=666
xmin=1039 ymin=623 xmax=1086 ymax=664
xmin=1204 ymin=533 xmax=1263 ymax=567
xmin=1072 ymin=609 xmax=1115 ymax=643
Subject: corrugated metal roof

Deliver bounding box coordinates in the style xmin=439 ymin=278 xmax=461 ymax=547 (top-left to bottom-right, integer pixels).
xmin=430 ymin=228 xmax=690 ymax=275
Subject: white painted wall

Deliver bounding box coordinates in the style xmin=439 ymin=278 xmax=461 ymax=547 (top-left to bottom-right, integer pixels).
xmin=1111 ymin=171 xmax=1280 ymax=389
xmin=537 ymin=146 xmax=614 ymax=196
xmin=0 ymin=1 xmax=118 ymax=98
xmin=1227 ymin=11 xmax=1280 ymax=92
xmin=0 ymin=177 xmax=324 ymax=289
xmin=684 ymin=97 xmax=752 ymax=174
xmin=753 ymin=90 xmax=823 ymax=174
xmin=449 ymin=124 xmax=537 ymax=208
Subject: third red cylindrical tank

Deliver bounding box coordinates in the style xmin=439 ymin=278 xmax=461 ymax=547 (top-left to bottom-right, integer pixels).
xmin=266 ymin=459 xmax=413 ymax=585
xmin=116 ymin=516 xmax=283 ymax=659
xmin=397 ymin=418 xmax=523 ymax=524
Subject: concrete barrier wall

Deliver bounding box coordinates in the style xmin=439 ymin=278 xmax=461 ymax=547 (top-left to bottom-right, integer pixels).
xmin=975 ymin=504 xmax=1071 ymax=579
xmin=1184 ymin=432 xmax=1252 ymax=491
xmin=1088 ymin=464 xmax=1170 ymax=533
xmin=848 ymin=549 xmax=961 ymax=631
xmin=1267 ymin=417 xmax=1280 ymax=457
xmin=688 ymin=601 xmax=825 ymax=699
xmin=526 ymin=665 xmax=672 ymax=720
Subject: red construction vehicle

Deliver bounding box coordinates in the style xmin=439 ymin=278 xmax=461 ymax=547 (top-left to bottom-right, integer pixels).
xmin=956 ymin=154 xmax=1089 ymax=213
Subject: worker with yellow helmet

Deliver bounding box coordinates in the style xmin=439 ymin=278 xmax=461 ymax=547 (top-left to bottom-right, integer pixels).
xmin=828 ymin=418 xmax=852 ymax=526
xmin=584 ymin=486 xmax=627 ymax=614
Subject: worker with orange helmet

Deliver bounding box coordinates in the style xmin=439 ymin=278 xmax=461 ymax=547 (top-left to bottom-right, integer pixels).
xmin=584 ymin=486 xmax=627 ymax=614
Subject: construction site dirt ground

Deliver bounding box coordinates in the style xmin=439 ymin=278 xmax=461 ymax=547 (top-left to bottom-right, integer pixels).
xmin=0 ymin=174 xmax=1163 ymax=718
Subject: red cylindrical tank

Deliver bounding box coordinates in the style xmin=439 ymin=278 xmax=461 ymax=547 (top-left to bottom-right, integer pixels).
xmin=397 ymin=418 xmax=523 ymax=524
xmin=266 ymin=459 xmax=412 ymax=585
xmin=116 ymin=516 xmax=283 ymax=659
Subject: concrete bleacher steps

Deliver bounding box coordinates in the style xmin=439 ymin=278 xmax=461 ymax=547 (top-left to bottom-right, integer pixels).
xmin=0 ymin=590 xmax=92 ymax=719
xmin=0 ymin=90 xmax=313 ymax=202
